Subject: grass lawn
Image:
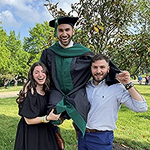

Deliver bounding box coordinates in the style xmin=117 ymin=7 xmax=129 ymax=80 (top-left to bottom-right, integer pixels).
xmin=0 ymin=84 xmax=149 ymax=150
xmin=0 ymin=85 xmax=22 ymax=92
xmin=114 ymin=85 xmax=150 ymax=150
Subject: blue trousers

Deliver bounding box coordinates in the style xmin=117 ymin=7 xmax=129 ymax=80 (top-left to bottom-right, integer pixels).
xmin=78 ymin=130 xmax=114 ymax=150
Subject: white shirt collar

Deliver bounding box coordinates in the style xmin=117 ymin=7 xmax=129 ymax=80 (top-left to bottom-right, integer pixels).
xmin=59 ymin=40 xmax=74 ymax=48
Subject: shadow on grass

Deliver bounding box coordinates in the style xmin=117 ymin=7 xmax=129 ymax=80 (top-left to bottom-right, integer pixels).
xmin=1 ymin=113 xmax=150 ymax=150
xmin=138 ymin=115 xmax=150 ymax=120
xmin=0 ymin=114 xmax=19 ymax=150
xmin=140 ymin=93 xmax=150 ymax=96
xmin=0 ymin=97 xmax=17 ymax=106
xmin=0 ymin=114 xmax=78 ymax=150
xmin=59 ymin=127 xmax=78 ymax=150
xmin=120 ymin=106 xmax=150 ymax=121
xmin=114 ymin=137 xmax=150 ymax=150
xmin=119 ymin=105 xmax=132 ymax=112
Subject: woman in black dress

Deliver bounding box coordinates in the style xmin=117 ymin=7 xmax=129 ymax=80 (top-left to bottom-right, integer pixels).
xmin=14 ymin=62 xmax=60 ymax=150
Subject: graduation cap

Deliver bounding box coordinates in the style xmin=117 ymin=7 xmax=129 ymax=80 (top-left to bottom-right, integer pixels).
xmin=49 ymin=16 xmax=78 ymax=37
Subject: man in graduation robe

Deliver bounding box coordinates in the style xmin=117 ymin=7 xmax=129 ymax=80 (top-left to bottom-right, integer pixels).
xmin=40 ymin=16 xmax=121 ymax=145
xmin=40 ymin=17 xmax=93 ymax=136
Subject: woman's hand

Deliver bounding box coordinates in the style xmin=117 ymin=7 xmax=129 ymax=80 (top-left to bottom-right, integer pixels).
xmin=46 ymin=109 xmax=61 ymax=121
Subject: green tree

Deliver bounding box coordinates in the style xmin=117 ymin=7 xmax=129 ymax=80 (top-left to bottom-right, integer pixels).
xmin=23 ymin=22 xmax=54 ymax=63
xmin=44 ymin=0 xmax=134 ymax=51
xmin=0 ymin=27 xmax=10 ymax=76
xmin=6 ymin=31 xmax=29 ymax=79
xmin=44 ymin=0 xmax=150 ymax=77
xmin=131 ymin=0 xmax=150 ymax=74
xmin=108 ymin=0 xmax=150 ymax=76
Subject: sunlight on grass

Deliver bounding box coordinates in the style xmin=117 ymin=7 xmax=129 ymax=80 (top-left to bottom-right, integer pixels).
xmin=0 ymin=86 xmax=22 ymax=92
xmin=0 ymin=85 xmax=150 ymax=150
xmin=114 ymin=85 xmax=150 ymax=150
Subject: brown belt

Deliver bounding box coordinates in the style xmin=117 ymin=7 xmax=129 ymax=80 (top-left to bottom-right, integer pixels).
xmin=85 ymin=128 xmax=105 ymax=133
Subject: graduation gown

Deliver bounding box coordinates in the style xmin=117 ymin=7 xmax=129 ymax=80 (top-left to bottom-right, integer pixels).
xmin=40 ymin=42 xmax=93 ymax=135
xmin=40 ymin=42 xmax=121 ymax=136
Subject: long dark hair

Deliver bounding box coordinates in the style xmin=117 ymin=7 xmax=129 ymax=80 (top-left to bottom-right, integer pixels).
xmin=16 ymin=62 xmax=50 ymax=104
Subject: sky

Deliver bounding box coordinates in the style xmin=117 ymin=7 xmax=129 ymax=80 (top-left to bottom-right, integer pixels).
xmin=0 ymin=0 xmax=78 ymax=41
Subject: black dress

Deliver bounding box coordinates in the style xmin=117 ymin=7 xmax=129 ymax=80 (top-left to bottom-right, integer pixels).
xmin=14 ymin=90 xmax=59 ymax=150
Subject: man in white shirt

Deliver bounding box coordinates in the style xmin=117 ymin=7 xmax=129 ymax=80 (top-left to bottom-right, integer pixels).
xmin=78 ymin=53 xmax=148 ymax=150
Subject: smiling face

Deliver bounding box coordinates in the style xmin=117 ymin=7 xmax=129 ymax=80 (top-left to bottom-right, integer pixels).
xmin=57 ymin=24 xmax=75 ymax=48
xmin=91 ymin=59 xmax=110 ymax=85
xmin=33 ymin=66 xmax=46 ymax=86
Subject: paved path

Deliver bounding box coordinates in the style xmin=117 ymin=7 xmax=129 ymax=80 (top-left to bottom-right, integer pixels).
xmin=0 ymin=80 xmax=143 ymax=99
xmin=0 ymin=91 xmax=19 ymax=98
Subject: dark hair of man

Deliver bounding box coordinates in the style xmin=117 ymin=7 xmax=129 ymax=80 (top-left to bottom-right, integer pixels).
xmin=91 ymin=53 xmax=110 ymax=64
xmin=16 ymin=62 xmax=50 ymax=104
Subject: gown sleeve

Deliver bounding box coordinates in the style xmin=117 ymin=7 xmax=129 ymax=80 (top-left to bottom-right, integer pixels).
xmin=40 ymin=49 xmax=47 ymax=65
xmin=19 ymin=91 xmax=39 ymax=119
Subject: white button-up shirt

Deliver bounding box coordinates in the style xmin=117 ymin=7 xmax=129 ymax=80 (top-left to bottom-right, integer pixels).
xmin=86 ymin=79 xmax=148 ymax=131
xmin=59 ymin=40 xmax=74 ymax=48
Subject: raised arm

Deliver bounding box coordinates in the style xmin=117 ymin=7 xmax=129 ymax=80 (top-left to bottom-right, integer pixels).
xmin=116 ymin=71 xmax=143 ymax=101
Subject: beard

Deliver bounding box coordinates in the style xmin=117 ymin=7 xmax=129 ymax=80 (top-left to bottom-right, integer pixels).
xmin=92 ymin=72 xmax=108 ymax=84
xmin=58 ymin=35 xmax=72 ymax=47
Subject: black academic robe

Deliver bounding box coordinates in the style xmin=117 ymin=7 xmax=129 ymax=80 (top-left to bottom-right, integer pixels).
xmin=40 ymin=42 xmax=93 ymax=135
xmin=40 ymin=42 xmax=121 ymax=135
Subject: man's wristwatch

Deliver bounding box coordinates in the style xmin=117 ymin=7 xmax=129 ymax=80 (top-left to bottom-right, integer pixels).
xmin=124 ymin=82 xmax=134 ymax=90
